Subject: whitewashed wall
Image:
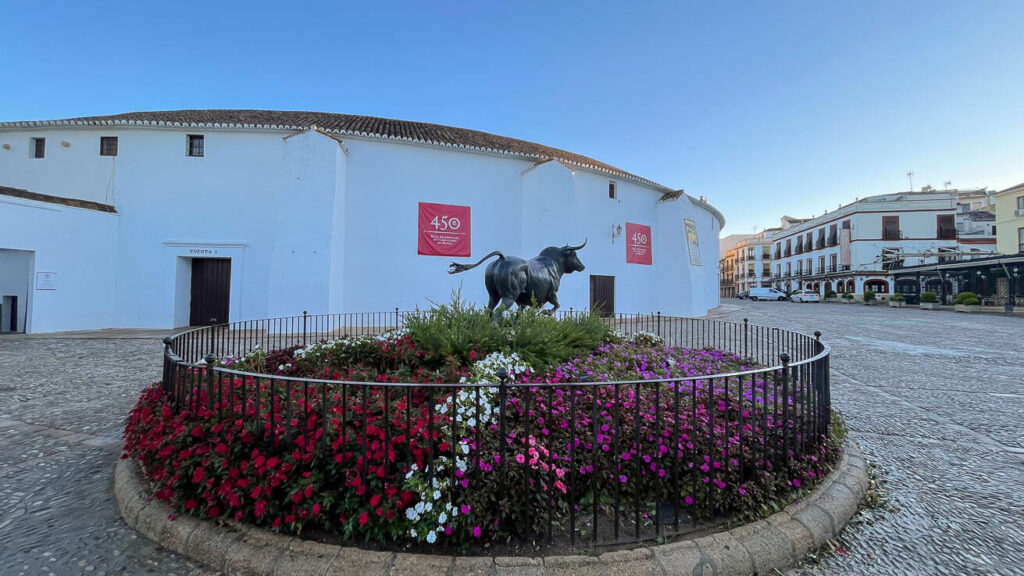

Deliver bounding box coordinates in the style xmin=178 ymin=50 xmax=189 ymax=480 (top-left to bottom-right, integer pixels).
xmin=0 ymin=197 xmax=118 ymax=332
xmin=1 ymin=125 xmax=723 ymax=332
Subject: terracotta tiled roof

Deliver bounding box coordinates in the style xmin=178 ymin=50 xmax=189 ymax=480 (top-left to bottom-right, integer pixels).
xmin=1 ymin=110 xmax=668 ymax=191
xmin=0 ymin=185 xmax=117 ymax=213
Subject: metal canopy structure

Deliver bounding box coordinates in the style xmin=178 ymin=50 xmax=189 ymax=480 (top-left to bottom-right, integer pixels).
xmin=890 ymin=253 xmax=1024 ymax=308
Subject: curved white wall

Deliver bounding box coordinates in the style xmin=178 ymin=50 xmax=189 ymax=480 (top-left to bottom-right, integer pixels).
xmin=0 ymin=124 xmax=722 ymax=332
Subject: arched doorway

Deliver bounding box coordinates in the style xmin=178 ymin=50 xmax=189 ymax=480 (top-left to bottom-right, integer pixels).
xmin=846 ymin=279 xmax=855 ymax=293
xmin=864 ymin=279 xmax=889 ymax=293
xmin=825 ymin=281 xmax=833 ymax=294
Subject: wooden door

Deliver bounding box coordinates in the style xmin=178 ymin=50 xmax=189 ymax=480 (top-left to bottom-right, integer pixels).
xmin=190 ymin=258 xmax=231 ymax=326
xmin=590 ymin=275 xmax=615 ymax=317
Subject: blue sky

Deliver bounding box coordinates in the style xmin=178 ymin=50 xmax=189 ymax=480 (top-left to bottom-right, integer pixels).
xmin=3 ymin=1 xmax=1022 ymax=236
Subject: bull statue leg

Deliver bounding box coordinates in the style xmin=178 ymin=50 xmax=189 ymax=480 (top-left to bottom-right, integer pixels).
xmin=492 ymin=295 xmax=517 ymax=325
xmin=543 ymin=294 xmax=560 ymax=316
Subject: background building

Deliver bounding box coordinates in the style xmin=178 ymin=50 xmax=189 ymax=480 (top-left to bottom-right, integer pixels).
xmin=0 ymin=110 xmax=723 ymax=333
xmin=994 ymin=182 xmax=1024 ymax=255
xmin=769 ymin=190 xmax=996 ymax=298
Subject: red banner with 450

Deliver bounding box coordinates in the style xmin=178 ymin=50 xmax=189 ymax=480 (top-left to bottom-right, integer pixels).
xmin=418 ymin=202 xmax=471 ymax=257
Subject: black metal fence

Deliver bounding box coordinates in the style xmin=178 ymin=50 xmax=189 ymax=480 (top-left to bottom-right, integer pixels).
xmin=159 ymin=312 xmax=831 ymax=548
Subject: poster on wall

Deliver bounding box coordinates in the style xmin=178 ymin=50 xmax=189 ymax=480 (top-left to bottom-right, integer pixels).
xmin=684 ymin=219 xmax=702 ymax=266
xmin=625 ymin=222 xmax=652 ymax=265
xmin=418 ymin=202 xmax=471 ymax=257
xmin=35 ymin=272 xmax=57 ymax=290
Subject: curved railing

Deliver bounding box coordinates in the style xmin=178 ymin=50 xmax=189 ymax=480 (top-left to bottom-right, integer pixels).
xmin=157 ymin=312 xmax=831 ymax=548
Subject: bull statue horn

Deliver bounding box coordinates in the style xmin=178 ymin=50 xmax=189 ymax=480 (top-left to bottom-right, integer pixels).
xmin=565 ymin=238 xmax=588 ymax=251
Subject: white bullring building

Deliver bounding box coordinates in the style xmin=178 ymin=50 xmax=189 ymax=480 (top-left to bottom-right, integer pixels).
xmin=0 ymin=110 xmax=723 ymax=333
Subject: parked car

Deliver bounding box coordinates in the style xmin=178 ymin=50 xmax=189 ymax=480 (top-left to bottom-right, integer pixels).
xmin=737 ymin=290 xmax=749 ymax=299
xmin=749 ymin=287 xmax=788 ymax=301
xmin=791 ymin=290 xmax=821 ymax=303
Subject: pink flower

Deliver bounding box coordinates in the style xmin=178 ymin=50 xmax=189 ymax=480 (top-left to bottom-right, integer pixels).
xmin=515 ymin=454 xmax=526 ymax=464
xmin=461 ymin=504 xmax=471 ymax=515
xmin=684 ymin=495 xmax=694 ymax=506
xmin=472 ymin=526 xmax=482 ymax=538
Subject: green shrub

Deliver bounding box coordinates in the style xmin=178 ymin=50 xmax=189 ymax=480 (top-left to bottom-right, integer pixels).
xmin=502 ymin=306 xmax=614 ymax=368
xmin=842 ymin=293 xmax=854 ymax=300
xmin=824 ymin=290 xmax=837 ymax=299
xmin=920 ymin=291 xmax=938 ymax=303
xmin=404 ymin=291 xmax=502 ymax=369
xmin=961 ymin=297 xmax=981 ymax=306
xmin=863 ymin=290 xmax=876 ymax=302
xmin=955 ymin=291 xmax=978 ymax=304
xmin=890 ymin=293 xmax=906 ymax=302
xmin=404 ymin=291 xmax=615 ymax=370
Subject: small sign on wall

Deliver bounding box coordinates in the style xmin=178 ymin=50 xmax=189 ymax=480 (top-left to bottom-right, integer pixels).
xmin=684 ymin=219 xmax=702 ymax=266
xmin=35 ymin=272 xmax=57 ymax=290
xmin=625 ymin=222 xmax=652 ymax=265
xmin=418 ymin=202 xmax=471 ymax=257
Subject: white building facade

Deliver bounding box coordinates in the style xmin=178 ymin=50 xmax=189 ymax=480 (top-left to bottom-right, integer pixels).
xmin=769 ymin=191 xmax=995 ymax=298
xmin=0 ymin=110 xmax=723 ymax=333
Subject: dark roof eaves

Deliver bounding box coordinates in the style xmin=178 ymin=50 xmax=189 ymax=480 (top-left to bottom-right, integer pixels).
xmin=0 ymin=185 xmax=117 ymax=213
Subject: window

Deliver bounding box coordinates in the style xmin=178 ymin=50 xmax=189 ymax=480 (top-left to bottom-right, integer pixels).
xmin=936 ymin=214 xmax=956 ymax=239
xmin=1017 ymin=196 xmax=1024 ymax=210
xmin=100 ymin=136 xmax=118 ymax=156
xmin=829 ymin=253 xmax=837 ymax=272
xmin=882 ymin=216 xmax=900 ymax=240
xmin=818 ymin=256 xmax=825 ymax=274
xmin=1019 ymin=227 xmax=1024 ymax=253
xmin=842 ymin=219 xmax=851 ymax=230
xmin=31 ymin=137 xmax=45 ymax=158
xmin=828 ymin=224 xmax=838 ymax=246
xmin=608 ymin=181 xmax=617 ymax=199
xmin=187 ymin=134 xmax=204 ymax=157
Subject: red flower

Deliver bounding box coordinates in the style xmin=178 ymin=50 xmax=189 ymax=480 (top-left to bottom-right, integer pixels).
xmin=370 ymin=494 xmax=381 ymax=508
xmin=358 ymin=512 xmax=369 ymax=525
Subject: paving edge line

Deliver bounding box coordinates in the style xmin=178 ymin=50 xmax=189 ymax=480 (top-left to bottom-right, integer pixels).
xmin=114 ymin=440 xmax=868 ymax=576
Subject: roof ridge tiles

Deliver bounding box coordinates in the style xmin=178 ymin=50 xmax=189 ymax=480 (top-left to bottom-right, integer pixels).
xmin=0 ymin=109 xmax=685 ymax=193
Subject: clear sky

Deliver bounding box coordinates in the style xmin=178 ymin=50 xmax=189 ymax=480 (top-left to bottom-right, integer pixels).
xmin=3 ymin=1 xmax=1022 ymax=236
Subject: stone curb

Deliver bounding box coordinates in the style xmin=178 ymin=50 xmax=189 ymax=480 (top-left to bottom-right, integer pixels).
xmin=114 ymin=441 xmax=868 ymax=576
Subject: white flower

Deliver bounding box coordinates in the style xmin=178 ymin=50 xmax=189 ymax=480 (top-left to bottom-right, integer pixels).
xmin=460 ymin=443 xmax=470 ymax=454
xmin=432 ymin=490 xmax=441 ymax=500
xmin=414 ymin=502 xmax=425 ymax=513
xmin=410 ymin=528 xmax=417 ymax=538
xmin=438 ymin=512 xmax=447 ymax=523
xmin=406 ymin=508 xmax=418 ymax=520
xmin=425 ymin=502 xmax=433 ymax=512
xmin=426 ymin=531 xmax=437 ymax=543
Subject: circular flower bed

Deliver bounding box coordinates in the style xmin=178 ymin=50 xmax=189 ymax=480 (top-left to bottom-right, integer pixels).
xmin=124 ymin=304 xmax=842 ymax=551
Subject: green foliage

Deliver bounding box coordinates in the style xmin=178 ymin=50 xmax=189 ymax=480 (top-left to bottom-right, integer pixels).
xmin=955 ymin=291 xmax=978 ymax=304
xmin=824 ymin=290 xmax=837 ymax=299
xmin=842 ymin=293 xmax=854 ymax=300
xmin=504 ymin=307 xmax=614 ymax=368
xmin=920 ymin=291 xmax=938 ymax=303
xmin=890 ymin=293 xmax=906 ymax=302
xmin=961 ymin=297 xmax=981 ymax=306
xmin=404 ymin=292 xmax=615 ymax=371
xmin=404 ymin=291 xmax=503 ymax=369
xmin=863 ymin=289 xmax=876 ymax=302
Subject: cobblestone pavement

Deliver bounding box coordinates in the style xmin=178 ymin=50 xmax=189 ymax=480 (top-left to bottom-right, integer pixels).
xmin=0 ymin=334 xmax=217 ymax=576
xmin=1 ymin=305 xmax=1022 ymax=576
xmin=711 ymin=302 xmax=1024 ymax=576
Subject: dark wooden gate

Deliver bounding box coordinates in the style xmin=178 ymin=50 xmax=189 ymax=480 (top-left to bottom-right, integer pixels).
xmin=589 ymin=275 xmax=615 ymax=317
xmin=190 ymin=258 xmax=231 ymax=326
xmin=8 ymin=295 xmax=16 ymax=332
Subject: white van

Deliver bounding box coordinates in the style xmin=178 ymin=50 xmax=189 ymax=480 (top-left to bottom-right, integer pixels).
xmin=748 ymin=287 xmax=788 ymax=301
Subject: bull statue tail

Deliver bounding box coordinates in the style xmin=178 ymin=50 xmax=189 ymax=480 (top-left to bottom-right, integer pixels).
xmin=448 ymin=250 xmax=505 ymax=274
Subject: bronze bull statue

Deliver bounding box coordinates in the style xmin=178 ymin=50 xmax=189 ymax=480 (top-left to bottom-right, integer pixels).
xmin=448 ymin=240 xmax=587 ymax=318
